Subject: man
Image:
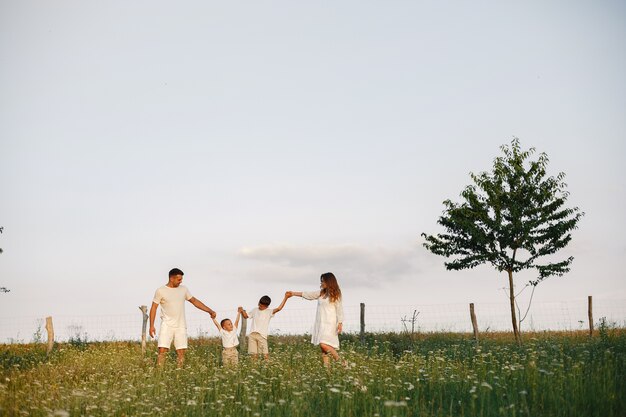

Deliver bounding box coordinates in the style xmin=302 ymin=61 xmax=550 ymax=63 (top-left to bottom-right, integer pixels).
xmin=149 ymin=268 xmax=216 ymax=367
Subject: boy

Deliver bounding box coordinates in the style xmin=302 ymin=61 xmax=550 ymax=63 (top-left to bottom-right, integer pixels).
xmin=241 ymin=293 xmax=289 ymax=360
xmin=211 ymin=307 xmax=243 ymax=366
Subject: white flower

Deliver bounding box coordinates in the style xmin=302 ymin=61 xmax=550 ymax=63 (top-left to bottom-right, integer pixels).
xmin=384 ymin=400 xmax=407 ymax=407
xmin=480 ymin=382 xmax=493 ymax=390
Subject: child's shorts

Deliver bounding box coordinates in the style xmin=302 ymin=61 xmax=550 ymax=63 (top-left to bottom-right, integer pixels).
xmin=158 ymin=324 xmax=188 ymax=350
xmin=247 ymin=332 xmax=268 ymax=355
xmin=222 ymin=347 xmax=239 ymax=366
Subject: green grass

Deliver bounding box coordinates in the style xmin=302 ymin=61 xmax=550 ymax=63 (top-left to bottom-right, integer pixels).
xmin=1 ymin=331 xmax=624 ymax=416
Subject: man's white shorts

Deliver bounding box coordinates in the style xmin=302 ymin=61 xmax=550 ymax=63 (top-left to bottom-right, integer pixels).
xmin=158 ymin=324 xmax=188 ymax=350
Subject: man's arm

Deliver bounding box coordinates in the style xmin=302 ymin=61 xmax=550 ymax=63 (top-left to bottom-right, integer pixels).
xmin=188 ymin=297 xmax=217 ymax=318
xmin=272 ymin=294 xmax=290 ymax=314
xmin=149 ymin=302 xmax=158 ymax=338
xmin=241 ymin=308 xmax=249 ymax=319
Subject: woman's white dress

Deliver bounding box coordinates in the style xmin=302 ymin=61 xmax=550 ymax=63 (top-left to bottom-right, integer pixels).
xmin=302 ymin=291 xmax=344 ymax=349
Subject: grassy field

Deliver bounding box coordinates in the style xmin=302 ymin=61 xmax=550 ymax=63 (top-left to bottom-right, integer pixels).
xmin=1 ymin=329 xmax=625 ymax=417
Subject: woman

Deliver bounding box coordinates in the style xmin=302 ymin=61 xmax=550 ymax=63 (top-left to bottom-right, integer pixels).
xmin=287 ymin=272 xmax=345 ymax=367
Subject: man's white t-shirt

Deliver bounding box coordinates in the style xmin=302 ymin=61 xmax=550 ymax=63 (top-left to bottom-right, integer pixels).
xmin=248 ymin=307 xmax=274 ymax=339
xmin=220 ymin=328 xmax=239 ymax=348
xmin=152 ymin=285 xmax=192 ymax=328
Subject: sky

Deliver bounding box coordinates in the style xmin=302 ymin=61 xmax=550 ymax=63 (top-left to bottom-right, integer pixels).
xmin=1 ymin=1 xmax=625 ymax=338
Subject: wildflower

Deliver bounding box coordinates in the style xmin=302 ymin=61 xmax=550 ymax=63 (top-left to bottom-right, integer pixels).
xmin=480 ymin=382 xmax=493 ymax=390
xmin=384 ymin=400 xmax=408 ymax=407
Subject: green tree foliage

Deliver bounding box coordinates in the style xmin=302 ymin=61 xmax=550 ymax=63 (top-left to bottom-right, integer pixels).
xmin=422 ymin=138 xmax=583 ymax=343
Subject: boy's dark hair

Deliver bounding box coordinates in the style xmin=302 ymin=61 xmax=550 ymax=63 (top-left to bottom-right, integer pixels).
xmin=169 ymin=268 xmax=184 ymax=277
xmin=259 ymin=295 xmax=271 ymax=306
xmin=220 ymin=318 xmax=231 ymax=327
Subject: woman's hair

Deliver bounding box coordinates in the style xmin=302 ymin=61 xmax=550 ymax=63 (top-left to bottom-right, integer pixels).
xmin=320 ymin=272 xmax=342 ymax=303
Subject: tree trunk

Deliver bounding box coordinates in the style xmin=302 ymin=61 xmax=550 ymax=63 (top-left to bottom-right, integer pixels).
xmin=507 ymin=270 xmax=521 ymax=344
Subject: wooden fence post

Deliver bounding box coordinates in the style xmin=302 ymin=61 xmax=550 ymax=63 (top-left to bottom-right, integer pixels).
xmin=587 ymin=296 xmax=593 ymax=337
xmin=239 ymin=317 xmax=247 ymax=353
xmin=469 ymin=303 xmax=479 ymax=345
xmin=45 ymin=316 xmax=54 ymax=354
xmin=360 ymin=303 xmax=365 ymax=342
xmin=139 ymin=305 xmax=148 ymax=355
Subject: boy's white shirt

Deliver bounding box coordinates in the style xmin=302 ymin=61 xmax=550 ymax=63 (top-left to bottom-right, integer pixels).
xmin=219 ymin=326 xmax=239 ymax=348
xmin=248 ymin=307 xmax=274 ymax=339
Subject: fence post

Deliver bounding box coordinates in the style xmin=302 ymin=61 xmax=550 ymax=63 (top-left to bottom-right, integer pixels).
xmin=239 ymin=317 xmax=247 ymax=353
xmin=469 ymin=303 xmax=479 ymax=345
xmin=139 ymin=305 xmax=148 ymax=355
xmin=45 ymin=316 xmax=54 ymax=354
xmin=360 ymin=303 xmax=365 ymax=342
xmin=587 ymin=296 xmax=593 ymax=337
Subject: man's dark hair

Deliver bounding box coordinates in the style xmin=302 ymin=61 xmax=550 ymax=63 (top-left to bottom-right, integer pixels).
xmin=259 ymin=295 xmax=271 ymax=306
xmin=220 ymin=318 xmax=231 ymax=327
xmin=169 ymin=268 xmax=184 ymax=277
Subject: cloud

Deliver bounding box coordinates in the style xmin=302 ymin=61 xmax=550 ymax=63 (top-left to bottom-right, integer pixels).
xmin=238 ymin=243 xmax=428 ymax=287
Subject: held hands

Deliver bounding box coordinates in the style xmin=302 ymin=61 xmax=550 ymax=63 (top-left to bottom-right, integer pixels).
xmin=285 ymin=291 xmax=293 ymax=298
xmin=209 ymin=310 xmax=217 ymax=319
xmin=237 ymin=306 xmax=244 ymax=313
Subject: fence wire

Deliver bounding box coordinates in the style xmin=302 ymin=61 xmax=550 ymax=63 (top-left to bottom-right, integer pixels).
xmin=1 ymin=299 xmax=624 ymax=344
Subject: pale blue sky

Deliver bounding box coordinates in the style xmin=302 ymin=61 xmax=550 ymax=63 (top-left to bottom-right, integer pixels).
xmin=1 ymin=1 xmax=625 ymax=329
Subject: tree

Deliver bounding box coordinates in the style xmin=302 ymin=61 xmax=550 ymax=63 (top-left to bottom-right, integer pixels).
xmin=421 ymin=138 xmax=583 ymax=343
xmin=0 ymin=226 xmax=8 ymax=293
